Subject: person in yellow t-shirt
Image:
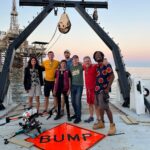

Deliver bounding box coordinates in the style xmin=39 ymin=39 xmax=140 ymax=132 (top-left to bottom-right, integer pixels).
xmin=41 ymin=51 xmax=59 ymax=113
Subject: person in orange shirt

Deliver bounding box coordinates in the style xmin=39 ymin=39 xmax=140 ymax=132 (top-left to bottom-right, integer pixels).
xmin=41 ymin=51 xmax=59 ymax=113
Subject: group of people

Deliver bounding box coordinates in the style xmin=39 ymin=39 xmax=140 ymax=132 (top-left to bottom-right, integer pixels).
xmin=24 ymin=50 xmax=116 ymax=135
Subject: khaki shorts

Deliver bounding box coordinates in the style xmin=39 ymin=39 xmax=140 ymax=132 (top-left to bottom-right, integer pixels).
xmin=95 ymin=92 xmax=109 ymax=110
xmin=28 ymin=85 xmax=41 ymax=97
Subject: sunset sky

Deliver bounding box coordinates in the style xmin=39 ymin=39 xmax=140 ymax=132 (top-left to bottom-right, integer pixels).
xmin=0 ymin=0 xmax=150 ymax=67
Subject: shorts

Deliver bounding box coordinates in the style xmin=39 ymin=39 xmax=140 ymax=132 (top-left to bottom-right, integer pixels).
xmin=44 ymin=80 xmax=54 ymax=97
xmin=95 ymin=92 xmax=109 ymax=110
xmin=86 ymin=89 xmax=95 ymax=104
xmin=28 ymin=85 xmax=41 ymax=97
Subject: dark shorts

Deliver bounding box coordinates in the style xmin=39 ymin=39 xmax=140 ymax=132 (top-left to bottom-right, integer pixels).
xmin=95 ymin=92 xmax=109 ymax=110
xmin=44 ymin=80 xmax=54 ymax=97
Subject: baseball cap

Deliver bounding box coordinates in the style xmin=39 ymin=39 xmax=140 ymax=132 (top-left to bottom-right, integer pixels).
xmin=64 ymin=49 xmax=70 ymax=53
xmin=72 ymin=55 xmax=79 ymax=59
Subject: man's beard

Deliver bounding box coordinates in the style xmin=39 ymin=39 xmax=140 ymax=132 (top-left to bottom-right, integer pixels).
xmin=66 ymin=56 xmax=70 ymax=59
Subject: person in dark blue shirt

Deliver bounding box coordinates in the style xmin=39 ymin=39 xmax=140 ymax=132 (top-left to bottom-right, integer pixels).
xmin=64 ymin=49 xmax=72 ymax=69
xmin=93 ymin=51 xmax=116 ymax=135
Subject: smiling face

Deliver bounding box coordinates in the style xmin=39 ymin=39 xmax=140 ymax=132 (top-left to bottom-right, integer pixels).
xmin=60 ymin=61 xmax=67 ymax=69
xmin=64 ymin=51 xmax=71 ymax=60
xmin=83 ymin=57 xmax=91 ymax=68
xmin=95 ymin=52 xmax=104 ymax=63
xmin=48 ymin=51 xmax=54 ymax=60
xmin=72 ymin=57 xmax=79 ymax=66
xmin=31 ymin=58 xmax=37 ymax=66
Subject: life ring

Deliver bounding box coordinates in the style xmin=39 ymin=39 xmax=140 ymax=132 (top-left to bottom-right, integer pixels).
xmin=144 ymin=88 xmax=150 ymax=97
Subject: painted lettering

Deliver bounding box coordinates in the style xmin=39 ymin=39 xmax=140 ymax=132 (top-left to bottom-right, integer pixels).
xmin=39 ymin=133 xmax=92 ymax=143
xmin=82 ymin=133 xmax=92 ymax=141
xmin=40 ymin=135 xmax=50 ymax=143
xmin=54 ymin=134 xmax=64 ymax=142
xmin=68 ymin=134 xmax=80 ymax=141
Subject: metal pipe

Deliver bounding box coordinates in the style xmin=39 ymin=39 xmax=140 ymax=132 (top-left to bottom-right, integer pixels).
xmin=20 ymin=0 xmax=108 ymax=9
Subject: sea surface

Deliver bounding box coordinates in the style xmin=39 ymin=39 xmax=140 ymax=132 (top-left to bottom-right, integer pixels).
xmin=110 ymin=67 xmax=150 ymax=100
xmin=125 ymin=67 xmax=150 ymax=79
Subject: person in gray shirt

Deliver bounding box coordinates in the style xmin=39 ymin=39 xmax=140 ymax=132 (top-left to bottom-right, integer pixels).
xmin=70 ymin=55 xmax=83 ymax=124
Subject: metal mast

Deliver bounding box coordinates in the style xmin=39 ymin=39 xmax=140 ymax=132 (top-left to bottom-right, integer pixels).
xmin=9 ymin=0 xmax=19 ymax=34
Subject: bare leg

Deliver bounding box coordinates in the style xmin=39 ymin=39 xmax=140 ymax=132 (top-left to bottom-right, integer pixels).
xmin=95 ymin=105 xmax=101 ymax=120
xmin=93 ymin=105 xmax=105 ymax=129
xmin=28 ymin=97 xmax=33 ymax=108
xmin=99 ymin=108 xmax=105 ymax=122
xmin=35 ymin=96 xmax=40 ymax=112
xmin=44 ymin=96 xmax=49 ymax=111
xmin=105 ymin=108 xmax=113 ymax=123
xmin=89 ymin=104 xmax=94 ymax=117
xmin=106 ymin=108 xmax=116 ymax=135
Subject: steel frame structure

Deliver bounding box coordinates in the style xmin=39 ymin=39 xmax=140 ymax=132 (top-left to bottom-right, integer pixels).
xmin=0 ymin=0 xmax=130 ymax=106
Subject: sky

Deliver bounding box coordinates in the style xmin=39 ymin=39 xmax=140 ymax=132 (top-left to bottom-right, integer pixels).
xmin=0 ymin=0 xmax=150 ymax=67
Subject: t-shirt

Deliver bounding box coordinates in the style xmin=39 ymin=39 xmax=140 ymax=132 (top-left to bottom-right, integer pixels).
xmin=55 ymin=70 xmax=71 ymax=92
xmin=70 ymin=63 xmax=83 ymax=86
xmin=66 ymin=58 xmax=72 ymax=70
xmin=42 ymin=59 xmax=59 ymax=81
xmin=95 ymin=63 xmax=113 ymax=94
xmin=83 ymin=64 xmax=97 ymax=89
xmin=30 ymin=68 xmax=40 ymax=86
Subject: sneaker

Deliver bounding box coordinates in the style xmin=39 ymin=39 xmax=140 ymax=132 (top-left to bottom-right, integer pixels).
xmin=53 ymin=109 xmax=57 ymax=116
xmin=67 ymin=117 xmax=72 ymax=122
xmin=74 ymin=118 xmax=81 ymax=124
xmin=27 ymin=106 xmax=33 ymax=110
xmin=70 ymin=114 xmax=76 ymax=119
xmin=61 ymin=110 xmax=64 ymax=116
xmin=42 ymin=110 xmax=48 ymax=115
xmin=54 ymin=115 xmax=62 ymax=120
xmin=84 ymin=117 xmax=94 ymax=123
xmin=93 ymin=120 xmax=105 ymax=130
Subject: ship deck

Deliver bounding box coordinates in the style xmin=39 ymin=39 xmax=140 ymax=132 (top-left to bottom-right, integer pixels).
xmin=0 ymin=98 xmax=150 ymax=150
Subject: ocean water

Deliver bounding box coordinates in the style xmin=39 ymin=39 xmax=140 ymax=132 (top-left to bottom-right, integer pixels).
xmin=126 ymin=67 xmax=150 ymax=79
xmin=111 ymin=67 xmax=150 ymax=79
xmin=110 ymin=67 xmax=150 ymax=100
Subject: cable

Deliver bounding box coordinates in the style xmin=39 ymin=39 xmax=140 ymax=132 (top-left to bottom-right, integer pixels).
xmin=45 ymin=25 xmax=58 ymax=51
xmin=47 ymin=33 xmax=62 ymax=51
xmin=36 ymin=26 xmax=58 ymax=58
